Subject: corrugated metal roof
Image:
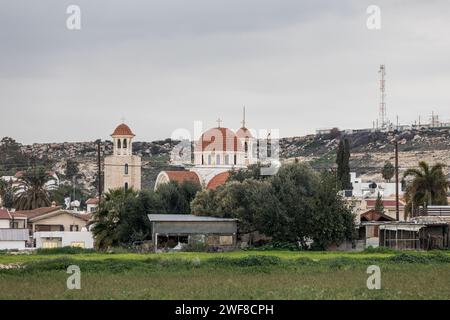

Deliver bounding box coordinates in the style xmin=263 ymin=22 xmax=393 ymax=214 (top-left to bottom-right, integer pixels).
xmin=148 ymin=214 xmax=236 ymax=222
xmin=0 ymin=229 xmax=29 ymax=241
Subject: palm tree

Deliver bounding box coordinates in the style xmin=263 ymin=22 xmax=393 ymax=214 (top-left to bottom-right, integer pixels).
xmin=403 ymin=161 xmax=449 ymax=215
xmin=0 ymin=179 xmax=15 ymax=209
xmin=0 ymin=179 xmax=7 ymax=207
xmin=91 ymin=187 xmax=137 ymax=250
xmin=13 ymin=167 xmax=56 ymax=210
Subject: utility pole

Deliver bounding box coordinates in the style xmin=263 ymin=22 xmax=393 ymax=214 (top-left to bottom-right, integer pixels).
xmin=96 ymin=139 xmax=102 ymax=201
xmin=395 ymin=137 xmax=400 ymax=221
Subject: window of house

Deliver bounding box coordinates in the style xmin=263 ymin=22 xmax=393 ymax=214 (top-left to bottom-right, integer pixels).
xmin=71 ymin=241 xmax=85 ymax=248
xmin=219 ymin=235 xmax=233 ymax=246
xmin=70 ymin=225 xmax=79 ymax=232
xmin=224 ymin=154 xmax=229 ymax=165
xmin=124 ymin=164 xmax=129 ymax=175
xmin=216 ymin=154 xmax=221 ymax=165
xmin=42 ymin=240 xmax=60 ymax=249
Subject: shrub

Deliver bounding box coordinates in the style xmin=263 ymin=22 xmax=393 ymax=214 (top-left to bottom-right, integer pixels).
xmin=389 ymin=253 xmax=430 ymax=264
xmin=363 ymin=246 xmax=398 ymax=254
xmin=207 ymin=255 xmax=281 ymax=267
xmin=36 ymin=247 xmax=96 ymax=255
xmin=183 ymin=243 xmax=209 ymax=252
xmin=295 ymin=257 xmax=317 ymax=265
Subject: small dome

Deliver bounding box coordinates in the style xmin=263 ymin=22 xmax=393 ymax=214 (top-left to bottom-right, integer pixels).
xmin=236 ymin=127 xmax=253 ymax=139
xmin=195 ymin=127 xmax=242 ymax=152
xmin=206 ymin=172 xmax=230 ymax=190
xmin=112 ymin=123 xmax=135 ymax=137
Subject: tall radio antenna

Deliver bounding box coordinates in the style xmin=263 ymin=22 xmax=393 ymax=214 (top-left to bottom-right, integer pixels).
xmin=378 ymin=64 xmax=388 ymax=129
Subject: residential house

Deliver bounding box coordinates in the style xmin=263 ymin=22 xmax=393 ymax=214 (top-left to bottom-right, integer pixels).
xmin=0 ymin=209 xmax=29 ymax=250
xmin=14 ymin=206 xmax=93 ymax=248
xmin=86 ymin=197 xmax=99 ymax=213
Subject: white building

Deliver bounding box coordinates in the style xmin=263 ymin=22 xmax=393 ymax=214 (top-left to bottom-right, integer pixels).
xmin=34 ymin=231 xmax=94 ymax=249
xmin=0 ymin=229 xmax=28 ymax=250
xmin=0 ymin=209 xmax=28 ymax=250
xmin=350 ymin=172 xmax=403 ymax=198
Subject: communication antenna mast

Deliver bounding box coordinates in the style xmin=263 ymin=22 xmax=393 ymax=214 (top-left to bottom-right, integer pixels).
xmin=378 ymin=65 xmax=388 ymax=129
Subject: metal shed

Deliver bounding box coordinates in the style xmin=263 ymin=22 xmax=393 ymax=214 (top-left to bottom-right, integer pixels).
xmin=148 ymin=214 xmax=238 ymax=252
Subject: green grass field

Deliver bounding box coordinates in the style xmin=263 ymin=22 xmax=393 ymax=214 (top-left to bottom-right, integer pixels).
xmin=1 ymin=249 xmax=449 ymax=300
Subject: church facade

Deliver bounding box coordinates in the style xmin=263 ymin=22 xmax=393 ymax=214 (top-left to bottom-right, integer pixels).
xmin=104 ymin=123 xmax=142 ymax=192
xmin=155 ymin=118 xmax=258 ymax=191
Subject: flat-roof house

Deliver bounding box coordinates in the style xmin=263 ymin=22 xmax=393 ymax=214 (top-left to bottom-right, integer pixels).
xmin=148 ymin=214 xmax=237 ymax=252
xmin=0 ymin=229 xmax=29 ymax=250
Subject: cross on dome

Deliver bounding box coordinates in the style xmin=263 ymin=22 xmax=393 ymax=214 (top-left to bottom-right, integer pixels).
xmin=216 ymin=118 xmax=222 ymax=128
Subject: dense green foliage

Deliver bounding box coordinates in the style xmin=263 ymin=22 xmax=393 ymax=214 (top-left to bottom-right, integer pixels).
xmin=374 ymin=192 xmax=384 ymax=214
xmin=91 ymin=181 xmax=201 ymax=249
xmin=0 ymin=179 xmax=14 ymax=209
xmin=382 ymin=161 xmax=395 ymax=182
xmin=336 ymin=137 xmax=352 ymax=190
xmin=192 ymin=163 xmax=356 ymax=249
xmin=1 ymin=251 xmax=449 ymax=300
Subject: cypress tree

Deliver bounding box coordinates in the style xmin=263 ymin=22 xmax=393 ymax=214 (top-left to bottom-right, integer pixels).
xmin=336 ymin=138 xmax=352 ymax=190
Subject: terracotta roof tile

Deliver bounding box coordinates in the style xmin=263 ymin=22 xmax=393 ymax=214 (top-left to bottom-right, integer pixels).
xmin=165 ymin=171 xmax=201 ymax=185
xmin=112 ymin=123 xmax=135 ymax=136
xmin=0 ymin=209 xmax=11 ymax=219
xmin=14 ymin=206 xmax=61 ymax=219
xmin=195 ymin=127 xmax=242 ymax=153
xmin=236 ymin=127 xmax=254 ymax=139
xmin=206 ymin=172 xmax=230 ymax=190
xmin=360 ymin=209 xmax=395 ymax=222
xmin=86 ymin=198 xmax=99 ymax=205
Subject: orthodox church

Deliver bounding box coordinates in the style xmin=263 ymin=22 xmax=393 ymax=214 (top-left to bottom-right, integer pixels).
xmin=155 ymin=113 xmax=258 ymax=190
xmin=104 ymin=123 xmax=142 ymax=192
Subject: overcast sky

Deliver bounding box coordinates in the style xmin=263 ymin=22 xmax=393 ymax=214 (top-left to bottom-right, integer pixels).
xmin=1 ymin=0 xmax=450 ymax=144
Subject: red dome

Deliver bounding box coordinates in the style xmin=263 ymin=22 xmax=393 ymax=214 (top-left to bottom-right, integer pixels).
xmin=236 ymin=127 xmax=253 ymax=139
xmin=206 ymin=172 xmax=230 ymax=190
xmin=112 ymin=123 xmax=135 ymax=137
xmin=195 ymin=127 xmax=242 ymax=152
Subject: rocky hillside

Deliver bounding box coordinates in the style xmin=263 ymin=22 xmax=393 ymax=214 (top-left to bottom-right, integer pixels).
xmin=3 ymin=128 xmax=449 ymax=192
xmin=281 ymin=128 xmax=450 ymax=181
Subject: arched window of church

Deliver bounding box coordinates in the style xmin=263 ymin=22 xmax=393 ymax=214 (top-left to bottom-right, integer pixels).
xmin=117 ymin=139 xmax=121 ymax=149
xmin=234 ymin=154 xmax=237 ymax=165
xmin=124 ymin=164 xmax=129 ymax=175
xmin=244 ymin=141 xmax=248 ymax=153
xmin=216 ymin=154 xmax=220 ymax=165
xmin=225 ymin=154 xmax=229 ymax=165
xmin=208 ymin=155 xmax=212 ymax=165
xmin=124 ymin=182 xmax=129 ymax=191
xmin=202 ymin=155 xmax=204 ymax=165
xmin=123 ymin=139 xmax=127 ymax=149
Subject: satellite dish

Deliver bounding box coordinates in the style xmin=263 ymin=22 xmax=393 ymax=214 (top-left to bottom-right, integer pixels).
xmin=71 ymin=200 xmax=80 ymax=208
